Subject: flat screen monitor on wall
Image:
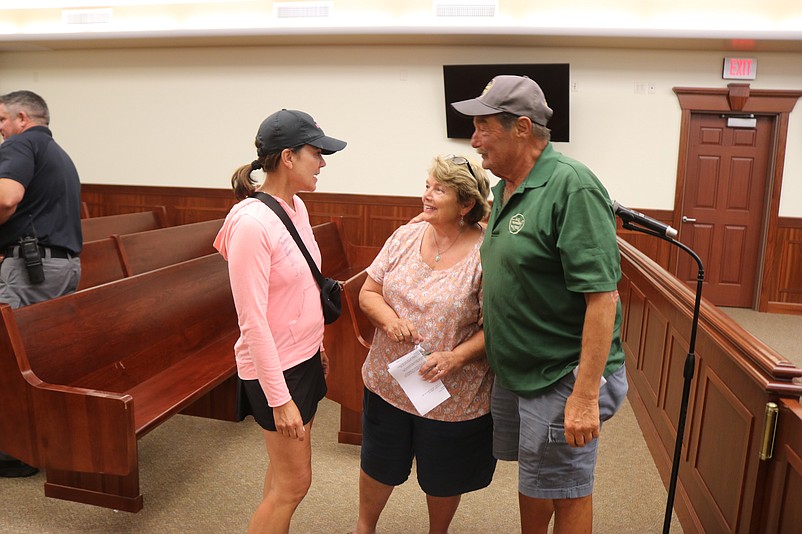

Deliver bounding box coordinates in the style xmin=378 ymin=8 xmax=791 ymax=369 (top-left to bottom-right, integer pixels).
xmin=443 ymin=64 xmax=570 ymax=142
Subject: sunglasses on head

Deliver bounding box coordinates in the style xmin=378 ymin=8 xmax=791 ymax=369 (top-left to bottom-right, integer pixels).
xmin=445 ymin=154 xmax=477 ymax=182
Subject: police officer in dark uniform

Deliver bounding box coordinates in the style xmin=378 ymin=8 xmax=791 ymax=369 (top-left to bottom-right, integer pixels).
xmin=0 ymin=90 xmax=82 ymax=477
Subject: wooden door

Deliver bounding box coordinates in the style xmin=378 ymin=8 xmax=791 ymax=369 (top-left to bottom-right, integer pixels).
xmin=676 ymin=113 xmax=773 ymax=307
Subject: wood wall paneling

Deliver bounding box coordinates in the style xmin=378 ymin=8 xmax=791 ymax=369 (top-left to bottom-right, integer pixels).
xmin=686 ymin=358 xmax=757 ymax=532
xmin=621 ymin=274 xmax=645 ymax=367
xmin=641 ymin=302 xmax=669 ymax=414
xmin=665 ymin=327 xmax=692 ymax=455
xmin=771 ymin=222 xmax=802 ymax=309
xmin=81 ymin=184 xmax=236 ymax=226
xmin=81 ymin=184 xmax=802 ymax=314
xmin=616 ymin=212 xmax=674 ymax=271
xmin=298 ymin=192 xmax=422 ymax=249
xmin=81 ymin=185 xmax=423 ymax=249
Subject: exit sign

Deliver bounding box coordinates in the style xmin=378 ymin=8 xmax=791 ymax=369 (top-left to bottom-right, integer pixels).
xmin=723 ymin=57 xmax=757 ymax=80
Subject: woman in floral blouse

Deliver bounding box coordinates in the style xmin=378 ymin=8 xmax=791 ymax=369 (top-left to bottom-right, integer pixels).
xmin=353 ymin=155 xmax=494 ymax=534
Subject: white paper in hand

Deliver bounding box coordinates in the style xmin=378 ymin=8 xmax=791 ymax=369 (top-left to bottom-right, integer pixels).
xmin=387 ymin=345 xmax=451 ymax=416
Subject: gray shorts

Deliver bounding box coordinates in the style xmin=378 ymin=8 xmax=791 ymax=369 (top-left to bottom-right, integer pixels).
xmin=0 ymin=256 xmax=81 ymax=309
xmin=491 ymin=364 xmax=627 ymax=500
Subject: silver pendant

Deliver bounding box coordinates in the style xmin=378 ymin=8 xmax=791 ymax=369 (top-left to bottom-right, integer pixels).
xmin=435 ymin=255 xmax=441 ymax=262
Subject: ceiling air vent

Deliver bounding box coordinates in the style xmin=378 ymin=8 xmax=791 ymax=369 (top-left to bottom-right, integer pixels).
xmin=434 ymin=0 xmax=496 ymax=18
xmin=274 ymin=1 xmax=333 ymax=19
xmin=62 ymin=8 xmax=113 ymax=25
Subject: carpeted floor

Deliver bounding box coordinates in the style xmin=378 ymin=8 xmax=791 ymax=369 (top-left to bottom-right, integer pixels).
xmin=1 ymin=394 xmax=682 ymax=533
xmin=4 ymin=306 xmax=797 ymax=533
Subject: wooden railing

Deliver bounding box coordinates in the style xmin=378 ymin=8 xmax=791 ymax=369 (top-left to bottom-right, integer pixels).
xmin=618 ymin=237 xmax=802 ymax=533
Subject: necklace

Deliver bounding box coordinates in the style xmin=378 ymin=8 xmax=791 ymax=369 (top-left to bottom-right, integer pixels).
xmin=432 ymin=225 xmax=465 ymax=262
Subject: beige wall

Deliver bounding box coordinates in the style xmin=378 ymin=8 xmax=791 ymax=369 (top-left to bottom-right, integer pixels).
xmin=0 ymin=43 xmax=801 ymax=216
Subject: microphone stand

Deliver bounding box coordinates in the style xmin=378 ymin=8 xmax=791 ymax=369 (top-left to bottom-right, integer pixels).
xmin=620 ymin=221 xmax=704 ymax=534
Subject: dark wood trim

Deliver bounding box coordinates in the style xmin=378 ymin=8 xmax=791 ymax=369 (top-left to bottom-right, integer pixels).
xmin=779 ymin=217 xmax=802 ymax=229
xmin=670 ymin=106 xmax=693 ymax=274
xmin=81 ymin=183 xmax=234 ymax=199
xmin=762 ymin=111 xmax=792 ymax=312
xmin=766 ymin=302 xmax=802 ymax=316
xmin=673 ymin=86 xmax=802 ymax=113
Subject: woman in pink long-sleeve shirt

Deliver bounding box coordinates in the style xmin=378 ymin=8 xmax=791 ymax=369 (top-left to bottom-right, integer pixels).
xmin=214 ymin=109 xmax=346 ymax=534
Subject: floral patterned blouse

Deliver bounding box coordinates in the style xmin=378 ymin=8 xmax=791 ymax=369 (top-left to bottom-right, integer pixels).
xmin=362 ymin=222 xmax=493 ymax=422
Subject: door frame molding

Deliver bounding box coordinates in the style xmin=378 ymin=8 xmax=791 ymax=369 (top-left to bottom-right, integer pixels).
xmin=672 ymin=84 xmax=802 ymax=311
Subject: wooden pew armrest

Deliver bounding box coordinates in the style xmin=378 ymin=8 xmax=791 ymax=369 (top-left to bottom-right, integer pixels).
xmin=343 ymin=269 xmax=373 ymax=349
xmin=30 ymin=383 xmax=136 ymax=476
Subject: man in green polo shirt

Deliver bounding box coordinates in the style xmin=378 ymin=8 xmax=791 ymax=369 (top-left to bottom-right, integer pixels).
xmin=452 ymin=75 xmax=627 ymax=533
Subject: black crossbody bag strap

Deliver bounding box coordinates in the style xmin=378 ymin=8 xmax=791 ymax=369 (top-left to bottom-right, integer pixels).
xmin=251 ymin=192 xmax=326 ymax=288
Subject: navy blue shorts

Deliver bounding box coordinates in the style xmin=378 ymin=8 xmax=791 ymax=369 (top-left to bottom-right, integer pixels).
xmin=241 ymin=351 xmax=327 ymax=432
xmin=360 ymin=388 xmax=496 ymax=497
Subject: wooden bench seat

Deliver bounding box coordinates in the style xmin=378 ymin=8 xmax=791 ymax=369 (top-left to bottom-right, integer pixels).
xmin=127 ymin=335 xmax=236 ymax=436
xmin=0 ymin=253 xmax=239 ymax=512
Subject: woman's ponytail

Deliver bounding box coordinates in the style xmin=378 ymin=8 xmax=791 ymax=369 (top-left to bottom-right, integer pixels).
xmin=231 ymin=160 xmax=263 ymax=201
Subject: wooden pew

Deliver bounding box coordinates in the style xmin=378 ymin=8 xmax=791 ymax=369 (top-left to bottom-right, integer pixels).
xmin=314 ymin=218 xmax=378 ymax=445
xmin=0 ymin=253 xmax=239 ymax=512
xmin=323 ymin=269 xmax=373 ymax=444
xmin=76 ymin=237 xmax=127 ymax=290
xmin=77 ymin=219 xmax=224 ymax=290
xmin=314 ymin=218 xmax=371 ymax=281
xmin=115 ymin=218 xmax=223 ymax=275
xmin=81 ymin=206 xmax=169 ymax=242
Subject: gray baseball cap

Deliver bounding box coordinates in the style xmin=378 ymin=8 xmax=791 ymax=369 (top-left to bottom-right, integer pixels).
xmin=450 ymin=75 xmax=553 ymax=127
xmin=256 ymin=109 xmax=346 ymax=157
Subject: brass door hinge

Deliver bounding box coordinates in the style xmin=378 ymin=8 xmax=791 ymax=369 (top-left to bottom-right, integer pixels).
xmin=760 ymin=402 xmax=779 ymax=461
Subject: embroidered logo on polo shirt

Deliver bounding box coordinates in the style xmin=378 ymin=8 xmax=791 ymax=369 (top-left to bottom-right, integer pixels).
xmin=509 ymin=213 xmax=525 ymax=234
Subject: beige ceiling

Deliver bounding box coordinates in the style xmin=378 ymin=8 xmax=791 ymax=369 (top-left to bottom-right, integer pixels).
xmin=0 ymin=1 xmax=800 ymax=52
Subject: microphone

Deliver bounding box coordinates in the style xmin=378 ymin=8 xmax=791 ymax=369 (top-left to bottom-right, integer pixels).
xmin=612 ymin=201 xmax=678 ymax=239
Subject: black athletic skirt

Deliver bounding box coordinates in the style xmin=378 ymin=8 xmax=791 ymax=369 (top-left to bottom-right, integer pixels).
xmin=240 ymin=351 xmax=327 ymax=431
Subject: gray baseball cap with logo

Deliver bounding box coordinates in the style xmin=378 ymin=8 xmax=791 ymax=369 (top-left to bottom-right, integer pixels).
xmin=450 ymin=75 xmax=553 ymax=127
